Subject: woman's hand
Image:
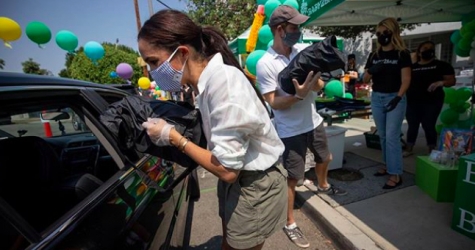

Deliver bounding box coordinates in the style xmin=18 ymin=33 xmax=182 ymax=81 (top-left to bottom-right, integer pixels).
xmin=427 ymin=81 xmax=444 ymax=92
xmin=141 ymin=118 xmax=175 ymax=146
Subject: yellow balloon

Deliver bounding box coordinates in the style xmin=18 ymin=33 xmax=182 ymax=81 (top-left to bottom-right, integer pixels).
xmin=138 ymin=77 xmax=151 ymax=89
xmin=0 ymin=17 xmax=22 ymax=47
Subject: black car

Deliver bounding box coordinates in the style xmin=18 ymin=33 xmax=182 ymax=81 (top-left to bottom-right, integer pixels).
xmin=0 ymin=72 xmax=199 ymax=250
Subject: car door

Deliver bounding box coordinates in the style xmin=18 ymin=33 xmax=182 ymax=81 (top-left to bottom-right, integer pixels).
xmin=0 ymin=86 xmax=196 ymax=250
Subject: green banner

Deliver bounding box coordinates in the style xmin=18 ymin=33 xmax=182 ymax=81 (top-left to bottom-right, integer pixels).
xmin=299 ymin=0 xmax=345 ymax=26
xmin=452 ymin=154 xmax=475 ymax=240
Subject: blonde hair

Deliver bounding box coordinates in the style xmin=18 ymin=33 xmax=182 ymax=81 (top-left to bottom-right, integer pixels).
xmin=374 ymin=17 xmax=407 ymax=56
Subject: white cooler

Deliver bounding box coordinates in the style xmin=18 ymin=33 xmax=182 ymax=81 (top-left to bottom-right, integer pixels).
xmin=305 ymin=125 xmax=347 ymax=171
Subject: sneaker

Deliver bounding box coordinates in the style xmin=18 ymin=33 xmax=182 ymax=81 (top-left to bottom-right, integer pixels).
xmin=318 ymin=185 xmax=348 ymax=196
xmin=283 ymin=226 xmax=310 ymax=248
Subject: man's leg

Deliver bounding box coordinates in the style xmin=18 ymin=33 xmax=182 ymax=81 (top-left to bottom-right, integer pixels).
xmin=281 ymin=133 xmax=310 ymax=248
xmin=309 ymin=122 xmax=347 ymax=195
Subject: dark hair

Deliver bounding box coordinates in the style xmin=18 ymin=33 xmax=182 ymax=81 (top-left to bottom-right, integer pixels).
xmin=416 ymin=40 xmax=436 ymax=62
xmin=138 ymin=9 xmax=267 ymax=109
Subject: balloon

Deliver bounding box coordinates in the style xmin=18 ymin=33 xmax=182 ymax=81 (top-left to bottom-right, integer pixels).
xmin=25 ymin=21 xmax=51 ymax=47
xmin=264 ymin=0 xmax=281 ymax=18
xmin=55 ymin=30 xmax=78 ymax=53
xmin=257 ymin=0 xmax=267 ymax=5
xmin=440 ymin=108 xmax=459 ymax=125
xmin=456 ymin=87 xmax=472 ymax=102
xmin=116 ymin=63 xmax=134 ymax=79
xmin=138 ymin=77 xmax=151 ymax=89
xmin=450 ymin=30 xmax=462 ymax=45
xmin=0 ymin=17 xmax=22 ymax=48
xmin=283 ymin=0 xmax=299 ymax=10
xmin=455 ymin=46 xmax=470 ymax=57
xmin=267 ymin=39 xmax=274 ymax=48
xmin=110 ymin=71 xmax=118 ymax=78
xmin=324 ymin=80 xmax=344 ymax=98
xmin=257 ymin=25 xmax=273 ymax=45
xmin=344 ymin=93 xmax=353 ymax=99
xmin=443 ymin=87 xmax=457 ymax=104
xmin=458 ymin=37 xmax=473 ymax=51
xmin=84 ymin=41 xmax=105 ymax=63
xmin=245 ymin=50 xmax=267 ymax=76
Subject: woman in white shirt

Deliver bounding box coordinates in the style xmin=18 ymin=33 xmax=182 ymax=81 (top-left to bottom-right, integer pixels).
xmin=138 ymin=9 xmax=287 ymax=250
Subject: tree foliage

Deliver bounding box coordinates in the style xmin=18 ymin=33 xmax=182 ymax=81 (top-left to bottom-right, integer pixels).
xmin=64 ymin=42 xmax=143 ymax=85
xmin=0 ymin=58 xmax=5 ymax=70
xmin=180 ymin=0 xmax=256 ymax=40
xmin=21 ymin=58 xmax=52 ymax=75
xmin=310 ymin=23 xmax=420 ymax=39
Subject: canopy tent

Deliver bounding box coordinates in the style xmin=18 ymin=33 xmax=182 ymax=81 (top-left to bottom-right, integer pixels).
xmin=229 ymin=27 xmax=344 ymax=56
xmin=300 ymin=0 xmax=475 ymax=27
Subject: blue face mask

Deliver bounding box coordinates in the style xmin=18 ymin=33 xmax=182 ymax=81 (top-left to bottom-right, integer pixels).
xmin=149 ymin=48 xmax=187 ymax=92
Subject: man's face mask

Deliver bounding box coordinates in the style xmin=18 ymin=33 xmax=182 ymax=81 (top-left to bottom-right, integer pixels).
xmin=281 ymin=25 xmax=302 ymax=47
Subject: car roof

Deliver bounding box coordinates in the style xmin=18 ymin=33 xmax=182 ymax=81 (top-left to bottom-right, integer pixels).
xmin=0 ymin=72 xmax=125 ymax=92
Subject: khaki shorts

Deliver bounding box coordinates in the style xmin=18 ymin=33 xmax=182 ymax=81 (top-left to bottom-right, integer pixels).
xmin=218 ymin=163 xmax=288 ymax=249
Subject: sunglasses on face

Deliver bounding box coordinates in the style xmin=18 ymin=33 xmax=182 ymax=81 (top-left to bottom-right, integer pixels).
xmin=376 ymin=30 xmax=392 ymax=37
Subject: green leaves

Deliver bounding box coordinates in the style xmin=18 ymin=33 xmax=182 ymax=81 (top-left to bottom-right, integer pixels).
xmin=180 ymin=0 xmax=256 ymax=41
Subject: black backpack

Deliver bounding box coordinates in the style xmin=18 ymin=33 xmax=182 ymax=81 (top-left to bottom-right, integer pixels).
xmin=278 ymin=35 xmax=346 ymax=95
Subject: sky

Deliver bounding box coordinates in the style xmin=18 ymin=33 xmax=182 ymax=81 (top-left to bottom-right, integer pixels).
xmin=0 ymin=0 xmax=187 ymax=75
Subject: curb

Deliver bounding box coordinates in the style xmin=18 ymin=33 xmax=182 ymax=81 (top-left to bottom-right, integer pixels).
xmin=295 ymin=186 xmax=383 ymax=250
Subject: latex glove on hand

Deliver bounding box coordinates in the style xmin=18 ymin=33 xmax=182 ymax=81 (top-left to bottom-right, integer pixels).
xmin=141 ymin=118 xmax=174 ymax=146
xmin=367 ymin=64 xmax=384 ymax=75
xmin=292 ymin=71 xmax=321 ymax=100
xmin=427 ymin=81 xmax=443 ymax=92
xmin=385 ymin=96 xmax=402 ymax=113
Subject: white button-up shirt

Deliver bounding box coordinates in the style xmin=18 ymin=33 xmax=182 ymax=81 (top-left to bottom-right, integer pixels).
xmin=196 ymin=53 xmax=284 ymax=171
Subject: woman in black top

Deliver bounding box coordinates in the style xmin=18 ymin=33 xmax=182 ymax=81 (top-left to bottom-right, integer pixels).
xmin=363 ymin=17 xmax=412 ymax=189
xmin=404 ymin=41 xmax=455 ymax=156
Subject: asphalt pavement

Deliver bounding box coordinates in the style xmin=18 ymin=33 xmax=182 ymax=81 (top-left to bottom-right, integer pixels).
xmin=189 ymin=167 xmax=338 ymax=250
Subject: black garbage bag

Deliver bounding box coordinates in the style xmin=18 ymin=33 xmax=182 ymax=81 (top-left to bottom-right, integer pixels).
xmin=99 ymin=95 xmax=206 ymax=169
xmin=278 ymin=35 xmax=346 ymax=95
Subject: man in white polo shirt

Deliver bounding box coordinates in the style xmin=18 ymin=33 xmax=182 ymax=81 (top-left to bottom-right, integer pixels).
xmin=256 ymin=5 xmax=347 ymax=248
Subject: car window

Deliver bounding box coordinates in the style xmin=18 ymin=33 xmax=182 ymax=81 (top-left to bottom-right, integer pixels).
xmin=0 ymin=109 xmax=88 ymax=139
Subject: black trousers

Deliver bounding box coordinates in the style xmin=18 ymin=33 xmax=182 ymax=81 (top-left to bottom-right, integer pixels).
xmin=406 ymin=101 xmax=444 ymax=147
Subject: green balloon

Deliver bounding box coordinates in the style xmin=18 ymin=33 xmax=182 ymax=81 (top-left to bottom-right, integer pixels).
xmin=245 ymin=50 xmax=267 ymax=76
xmin=456 ymin=87 xmax=473 ymax=102
xmin=455 ymin=46 xmax=470 ymax=57
xmin=324 ymin=80 xmax=344 ymax=98
xmin=450 ymin=30 xmax=462 ymax=45
xmin=264 ymin=0 xmax=281 ymax=18
xmin=258 ymin=25 xmax=273 ymax=45
xmin=257 ymin=0 xmax=267 ymax=5
xmin=344 ymin=93 xmax=353 ymax=99
xmin=26 ymin=21 xmax=51 ymax=46
xmin=55 ymin=30 xmax=78 ymax=52
xmin=444 ymin=87 xmax=457 ymax=104
xmin=267 ymin=39 xmax=274 ymax=48
xmin=459 ymin=37 xmax=473 ymax=51
xmin=283 ymin=0 xmax=299 ymax=10
xmin=440 ymin=108 xmax=459 ymax=125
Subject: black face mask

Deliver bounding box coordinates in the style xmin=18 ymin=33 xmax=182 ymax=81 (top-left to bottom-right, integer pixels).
xmin=420 ymin=49 xmax=435 ymax=60
xmin=377 ymin=33 xmax=392 ymax=46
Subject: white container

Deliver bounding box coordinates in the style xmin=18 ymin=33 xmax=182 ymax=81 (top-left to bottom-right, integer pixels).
xmin=305 ymin=125 xmax=348 ymax=172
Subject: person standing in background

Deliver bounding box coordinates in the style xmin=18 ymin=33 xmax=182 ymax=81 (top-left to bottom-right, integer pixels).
xmin=345 ymin=54 xmax=359 ymax=98
xmin=180 ymin=83 xmax=196 ymax=107
xmin=363 ymin=17 xmax=412 ymax=189
xmin=404 ymin=40 xmax=455 ymax=156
